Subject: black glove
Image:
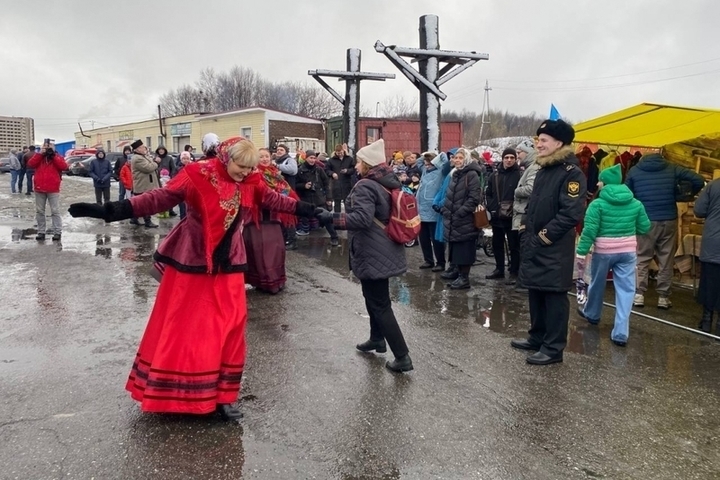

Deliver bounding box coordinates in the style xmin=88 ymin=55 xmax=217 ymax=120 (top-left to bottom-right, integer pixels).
xmin=68 ymin=203 xmax=105 ymax=219
xmin=295 ymin=200 xmax=316 ymax=218
xmin=432 ymin=204 xmax=441 ymax=213
xmin=69 ymin=200 xmax=134 ymax=223
xmin=314 ymin=208 xmax=334 ymax=226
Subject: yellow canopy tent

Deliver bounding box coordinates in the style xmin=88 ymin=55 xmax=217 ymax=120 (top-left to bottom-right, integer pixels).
xmin=573 ymin=103 xmax=720 ymax=175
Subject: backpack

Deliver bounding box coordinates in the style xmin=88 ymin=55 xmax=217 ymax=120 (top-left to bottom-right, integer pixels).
xmin=373 ymin=185 xmax=421 ymax=244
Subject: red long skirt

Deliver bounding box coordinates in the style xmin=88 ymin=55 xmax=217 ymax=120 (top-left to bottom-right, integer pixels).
xmin=125 ymin=266 xmax=247 ymax=415
xmin=243 ymin=221 xmax=287 ymax=294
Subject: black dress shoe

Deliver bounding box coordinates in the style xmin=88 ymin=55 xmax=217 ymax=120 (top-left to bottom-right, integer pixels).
xmin=419 ymin=261 xmax=434 ymax=269
xmin=510 ymin=339 xmax=540 ymax=351
xmin=356 ymin=339 xmax=387 ymax=353
xmin=216 ymin=403 xmax=243 ymax=421
xmin=440 ymin=267 xmax=459 ymax=280
xmin=386 ymin=354 xmax=413 ymax=372
xmin=431 ymin=264 xmax=445 ymax=272
xmin=485 ymin=269 xmax=504 ymax=280
xmin=35 ymin=233 xmax=46 ymax=241
xmin=526 ymin=351 xmax=563 ymax=365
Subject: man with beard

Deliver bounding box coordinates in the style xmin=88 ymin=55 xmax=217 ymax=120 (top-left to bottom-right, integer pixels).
xmin=511 ymin=120 xmax=586 ymax=365
xmin=325 ymin=144 xmax=355 ymax=213
xmin=274 ymin=144 xmax=297 ymax=190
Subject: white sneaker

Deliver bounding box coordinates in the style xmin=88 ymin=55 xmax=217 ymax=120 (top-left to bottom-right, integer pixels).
xmin=633 ymin=294 xmax=644 ymax=307
xmin=658 ymin=297 xmax=672 ymax=310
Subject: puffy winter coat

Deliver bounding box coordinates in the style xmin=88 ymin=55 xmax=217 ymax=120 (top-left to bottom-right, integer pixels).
xmin=417 ymin=152 xmax=451 ymax=222
xmin=519 ymin=146 xmax=587 ymax=292
xmin=275 ymin=153 xmax=298 ymax=189
xmin=576 ymin=166 xmax=651 ymax=256
xmin=625 ymin=153 xmax=704 ymax=221
xmin=334 ymin=166 xmax=407 ymax=280
xmin=296 ymin=162 xmax=331 ymax=207
xmin=513 ymin=151 xmax=539 ymax=231
xmin=89 ymin=154 xmax=113 ymax=189
xmin=441 ymin=162 xmax=483 ymax=243
xmin=694 ymin=179 xmax=720 ymax=264
xmin=120 ymin=162 xmax=133 ymax=190
xmin=486 ymin=162 xmax=521 ymax=226
xmin=131 ymin=153 xmax=159 ymax=194
xmin=26 ymin=153 xmax=68 ymax=193
xmin=325 ymin=154 xmax=355 ymax=199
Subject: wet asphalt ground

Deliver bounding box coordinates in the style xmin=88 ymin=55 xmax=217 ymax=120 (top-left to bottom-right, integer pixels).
xmin=1 ymin=175 xmax=720 ymax=480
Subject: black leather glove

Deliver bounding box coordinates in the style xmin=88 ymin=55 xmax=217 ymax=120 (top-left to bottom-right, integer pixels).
xmin=314 ymin=208 xmax=334 ymax=226
xmin=295 ymin=200 xmax=316 ymax=218
xmin=69 ymin=200 xmax=134 ymax=223
xmin=68 ymin=203 xmax=105 ymax=219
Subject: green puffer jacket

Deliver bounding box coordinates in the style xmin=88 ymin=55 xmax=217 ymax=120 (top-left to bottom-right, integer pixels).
xmin=577 ymin=165 xmax=651 ymax=255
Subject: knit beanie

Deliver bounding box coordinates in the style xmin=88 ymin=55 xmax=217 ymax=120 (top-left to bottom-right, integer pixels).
xmin=599 ymin=163 xmax=622 ymax=185
xmin=516 ymin=139 xmax=534 ymax=154
xmin=501 ymin=148 xmax=517 ymax=158
xmin=357 ymin=139 xmax=386 ymax=167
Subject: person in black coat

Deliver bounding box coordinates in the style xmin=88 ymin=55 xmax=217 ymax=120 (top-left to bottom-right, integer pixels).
xmin=316 ymin=139 xmax=412 ymax=373
xmin=325 ymin=144 xmax=356 ymax=213
xmin=512 ymin=119 xmax=587 ymax=365
xmin=439 ymin=148 xmax=483 ymax=290
xmin=88 ymin=150 xmax=113 ymax=205
xmin=296 ymin=150 xmax=339 ymax=246
xmin=485 ymin=147 xmax=522 ymax=283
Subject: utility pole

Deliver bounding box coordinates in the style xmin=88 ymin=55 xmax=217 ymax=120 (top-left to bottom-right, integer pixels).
xmin=479 ymin=80 xmax=492 ymax=143
xmin=375 ymin=15 xmax=489 ymax=152
xmin=309 ymin=49 xmax=395 ymax=155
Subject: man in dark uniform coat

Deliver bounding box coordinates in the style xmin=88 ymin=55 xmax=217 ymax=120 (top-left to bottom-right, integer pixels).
xmin=512 ymin=119 xmax=587 ymax=365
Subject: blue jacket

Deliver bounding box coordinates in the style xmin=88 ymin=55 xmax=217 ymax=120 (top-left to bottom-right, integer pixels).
xmin=432 ymin=170 xmax=454 ymax=242
xmin=89 ymin=155 xmax=113 ymax=189
xmin=625 ymin=154 xmax=704 ymax=221
xmin=417 ymin=152 xmax=451 ymax=222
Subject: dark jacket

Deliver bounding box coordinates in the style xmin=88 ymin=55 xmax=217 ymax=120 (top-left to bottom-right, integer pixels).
xmin=520 ymin=146 xmax=587 ymax=292
xmin=694 ymin=179 xmax=720 ymax=264
xmin=486 ymin=162 xmax=522 ymax=226
xmin=113 ymin=155 xmax=129 ymax=179
xmin=441 ymin=162 xmax=484 ymax=242
xmin=325 ymin=154 xmax=355 ymax=199
xmin=332 ymin=165 xmax=407 ymax=280
xmin=23 ymin=150 xmax=35 ymax=171
xmin=625 ymin=153 xmax=704 ymax=221
xmin=296 ymin=162 xmax=331 ymax=207
xmin=156 ymin=149 xmax=177 ymax=178
xmin=89 ymin=153 xmax=113 ymax=189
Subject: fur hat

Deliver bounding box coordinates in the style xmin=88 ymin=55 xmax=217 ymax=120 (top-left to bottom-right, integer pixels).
xmin=357 ymin=139 xmax=386 ymax=167
xmin=501 ymin=148 xmax=517 ymax=159
xmin=516 ymin=139 xmax=534 ymax=154
xmin=201 ymin=133 xmax=220 ymax=154
xmin=130 ymin=139 xmax=143 ymax=150
xmin=536 ymin=119 xmax=575 ymax=145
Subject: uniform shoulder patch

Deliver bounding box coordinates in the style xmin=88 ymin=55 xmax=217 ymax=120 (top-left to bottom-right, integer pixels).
xmin=568 ymin=181 xmax=580 ymax=197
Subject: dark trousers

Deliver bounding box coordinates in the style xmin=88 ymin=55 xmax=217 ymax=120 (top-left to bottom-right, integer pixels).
xmin=527 ymin=289 xmax=569 ymax=357
xmin=179 ymin=202 xmax=187 ymax=219
xmin=17 ymin=168 xmax=26 ymax=190
xmin=25 ymin=170 xmax=34 ymax=193
xmin=299 ymin=216 xmax=337 ymax=238
xmin=332 ymin=199 xmax=343 ymax=213
xmin=282 ymin=225 xmax=296 ymax=245
xmin=94 ymin=187 xmax=110 ymax=205
xmin=418 ymin=221 xmax=445 ymax=266
xmin=118 ymin=182 xmax=127 ymax=201
xmin=492 ymin=223 xmax=520 ymax=275
xmin=360 ymin=278 xmax=409 ymax=358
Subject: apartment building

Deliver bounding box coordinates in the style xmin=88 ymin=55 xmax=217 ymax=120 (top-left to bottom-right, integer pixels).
xmin=0 ymin=116 xmax=35 ymax=153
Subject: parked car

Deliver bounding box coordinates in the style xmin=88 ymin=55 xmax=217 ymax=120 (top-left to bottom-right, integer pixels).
xmin=64 ymin=155 xmax=92 ymax=175
xmin=70 ymin=152 xmax=125 ymax=177
xmin=0 ymin=157 xmax=10 ymax=173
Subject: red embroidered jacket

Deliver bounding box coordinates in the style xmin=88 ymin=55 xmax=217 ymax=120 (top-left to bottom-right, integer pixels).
xmin=130 ymin=162 xmax=298 ymax=274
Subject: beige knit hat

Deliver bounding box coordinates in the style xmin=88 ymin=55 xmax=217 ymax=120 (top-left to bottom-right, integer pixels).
xmin=357 ymin=139 xmax=386 ymax=167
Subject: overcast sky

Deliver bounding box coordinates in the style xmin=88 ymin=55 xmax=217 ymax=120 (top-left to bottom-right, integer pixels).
xmin=2 ymin=0 xmax=718 ymax=142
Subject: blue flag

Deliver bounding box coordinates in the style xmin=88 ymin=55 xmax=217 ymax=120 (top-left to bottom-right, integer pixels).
xmin=549 ymin=104 xmax=561 ymax=120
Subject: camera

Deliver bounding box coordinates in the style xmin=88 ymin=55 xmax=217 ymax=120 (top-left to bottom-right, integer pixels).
xmin=44 ymin=138 xmax=54 ymax=157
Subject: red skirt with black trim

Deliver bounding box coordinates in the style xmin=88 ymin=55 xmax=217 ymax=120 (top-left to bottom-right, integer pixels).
xmin=125 ymin=266 xmax=248 ymax=414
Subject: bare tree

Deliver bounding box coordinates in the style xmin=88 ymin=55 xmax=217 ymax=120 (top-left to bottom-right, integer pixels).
xmin=382 ymin=94 xmax=418 ymax=119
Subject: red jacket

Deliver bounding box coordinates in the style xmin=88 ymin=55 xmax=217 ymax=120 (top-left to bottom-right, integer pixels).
xmin=27 ymin=153 xmax=68 ymax=193
xmin=120 ymin=162 xmax=133 ymax=190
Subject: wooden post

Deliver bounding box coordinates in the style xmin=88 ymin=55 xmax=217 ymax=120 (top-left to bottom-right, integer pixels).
xmin=419 ymin=15 xmax=441 ymax=153
xmin=344 ymin=49 xmax=362 ymax=156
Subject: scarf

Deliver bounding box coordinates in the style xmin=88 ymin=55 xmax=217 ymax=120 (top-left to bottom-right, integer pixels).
xmin=257 ymin=162 xmax=299 ymax=227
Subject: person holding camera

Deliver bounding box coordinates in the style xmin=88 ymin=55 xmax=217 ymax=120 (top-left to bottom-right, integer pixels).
xmin=27 ymin=141 xmax=68 ymax=241
xmin=296 ymin=150 xmax=339 ymax=246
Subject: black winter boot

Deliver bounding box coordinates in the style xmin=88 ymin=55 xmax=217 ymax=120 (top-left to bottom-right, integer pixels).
xmin=385 ymin=354 xmax=413 ymax=372
xmin=216 ymin=403 xmax=243 ymax=422
xmin=699 ymin=308 xmax=713 ymax=333
xmin=440 ymin=265 xmax=459 ymax=280
xmin=356 ymin=339 xmax=387 ymax=353
xmin=449 ymin=274 xmax=470 ymax=290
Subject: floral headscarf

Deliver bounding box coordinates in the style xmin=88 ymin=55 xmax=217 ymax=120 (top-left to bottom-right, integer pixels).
xmin=216 ymin=136 xmax=246 ymax=166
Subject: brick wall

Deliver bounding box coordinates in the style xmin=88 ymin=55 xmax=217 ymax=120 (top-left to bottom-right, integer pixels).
xmin=269 ymin=121 xmax=324 ymax=146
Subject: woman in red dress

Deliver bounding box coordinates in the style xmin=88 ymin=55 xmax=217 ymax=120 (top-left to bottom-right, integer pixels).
xmin=69 ymin=137 xmax=315 ymax=421
xmin=243 ymin=148 xmax=300 ymax=293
